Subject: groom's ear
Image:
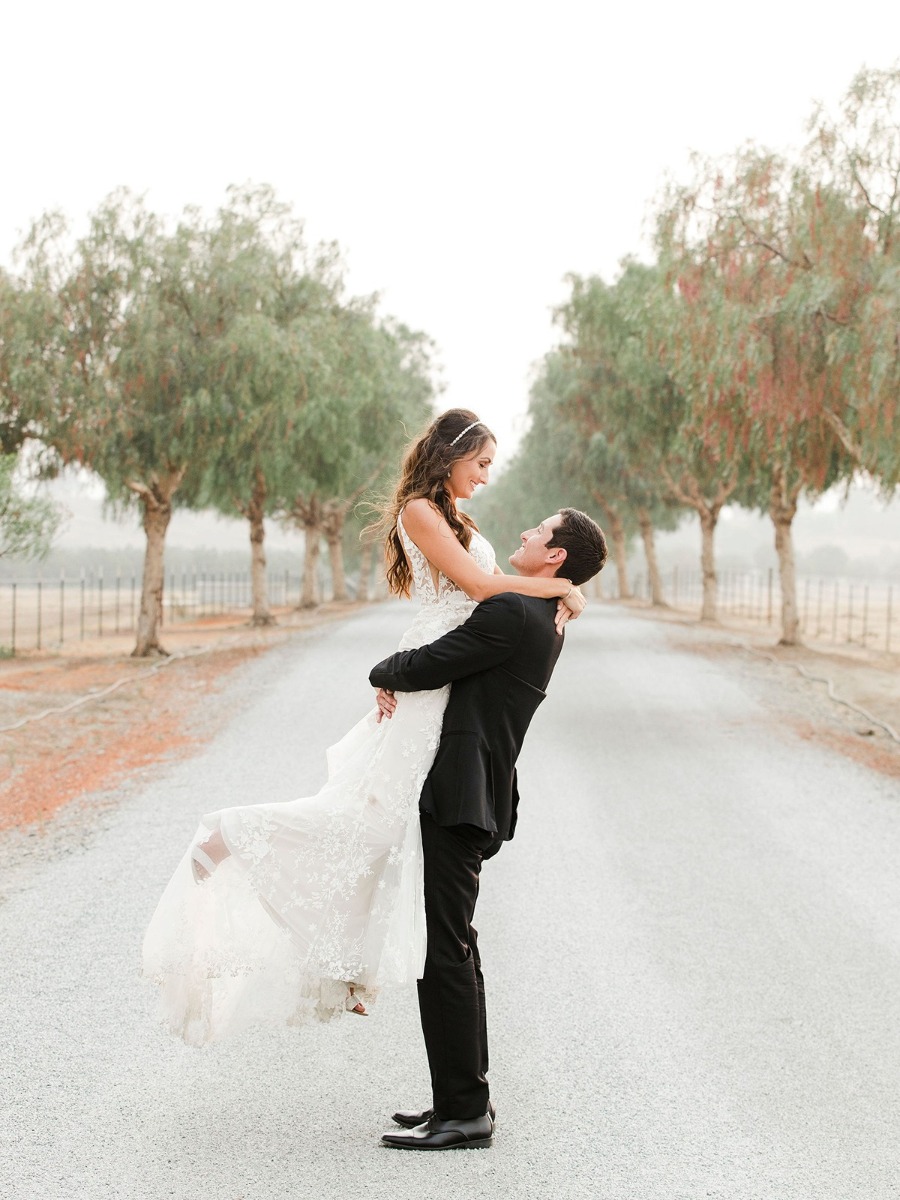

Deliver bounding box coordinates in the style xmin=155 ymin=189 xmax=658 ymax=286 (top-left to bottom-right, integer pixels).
xmin=547 ymin=545 xmax=567 ymax=566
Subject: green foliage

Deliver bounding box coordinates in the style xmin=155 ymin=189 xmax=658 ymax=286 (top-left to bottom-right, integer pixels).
xmin=805 ymin=65 xmax=900 ymax=490
xmin=555 ymin=262 xmax=689 ymax=525
xmin=0 ymin=453 xmax=60 ymax=559
xmin=473 ymin=350 xmax=607 ymax=555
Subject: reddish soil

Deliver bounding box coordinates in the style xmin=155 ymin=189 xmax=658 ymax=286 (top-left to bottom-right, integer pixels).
xmin=0 ymin=604 xmax=364 ymax=832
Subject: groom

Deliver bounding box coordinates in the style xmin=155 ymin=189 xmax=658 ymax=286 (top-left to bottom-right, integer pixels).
xmin=369 ymin=508 xmax=607 ymax=1151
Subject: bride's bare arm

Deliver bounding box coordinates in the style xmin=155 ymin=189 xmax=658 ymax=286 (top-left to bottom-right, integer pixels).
xmin=402 ymin=499 xmax=583 ymax=611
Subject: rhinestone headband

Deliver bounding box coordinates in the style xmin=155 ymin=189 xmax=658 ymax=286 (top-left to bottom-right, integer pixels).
xmin=449 ymin=421 xmax=482 ymax=447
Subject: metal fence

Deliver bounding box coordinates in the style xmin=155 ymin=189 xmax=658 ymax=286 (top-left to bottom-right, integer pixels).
xmin=3 ymin=563 xmax=896 ymax=657
xmin=630 ymin=566 xmax=897 ymax=654
xmin=0 ymin=569 xmax=305 ymax=654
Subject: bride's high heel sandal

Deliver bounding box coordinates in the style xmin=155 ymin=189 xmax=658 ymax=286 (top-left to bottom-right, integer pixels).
xmin=346 ymin=986 xmax=368 ymax=1016
xmin=190 ymin=829 xmax=231 ymax=884
xmin=190 ymin=845 xmax=217 ymax=884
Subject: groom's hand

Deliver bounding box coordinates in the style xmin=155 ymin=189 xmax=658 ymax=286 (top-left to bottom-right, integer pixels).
xmin=374 ymin=687 xmax=397 ymax=723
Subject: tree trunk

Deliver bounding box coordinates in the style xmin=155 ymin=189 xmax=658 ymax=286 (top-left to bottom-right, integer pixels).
xmin=605 ymin=508 xmax=631 ymax=600
xmin=661 ymin=468 xmax=735 ymax=626
xmin=357 ymin=539 xmax=374 ymax=602
xmin=247 ymin=468 xmax=275 ymax=626
xmin=291 ymin=494 xmax=323 ymax=609
xmin=131 ymin=476 xmax=181 ymax=657
xmin=326 ymin=531 xmax=347 ymax=601
xmin=322 ymin=506 xmax=349 ymax=602
xmin=637 ymin=507 xmax=666 ymax=606
xmin=769 ymin=467 xmax=801 ymax=645
xmin=300 ymin=522 xmax=322 ymax=608
xmin=590 ymin=489 xmax=630 ymax=599
xmin=699 ymin=509 xmax=718 ymax=622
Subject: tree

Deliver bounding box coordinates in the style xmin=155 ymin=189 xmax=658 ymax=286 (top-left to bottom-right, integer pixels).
xmin=0 ymin=269 xmax=52 ymax=455
xmin=16 ymin=192 xmax=255 ymax=655
xmin=473 ymin=351 xmax=608 ymax=576
xmin=0 ymin=454 xmax=59 ymax=559
xmin=0 ymin=272 xmax=62 ymax=560
xmin=805 ymin=65 xmax=900 ymax=493
xmin=193 ymin=186 xmax=342 ymax=625
xmin=656 ymin=150 xmax=866 ymax=642
xmin=279 ymin=312 xmax=436 ymax=607
xmin=555 ymin=264 xmax=687 ymax=606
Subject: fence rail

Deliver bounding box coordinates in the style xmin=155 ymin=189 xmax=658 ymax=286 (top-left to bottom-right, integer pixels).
xmin=630 ymin=567 xmax=897 ymax=654
xmin=0 ymin=569 xmax=305 ymax=654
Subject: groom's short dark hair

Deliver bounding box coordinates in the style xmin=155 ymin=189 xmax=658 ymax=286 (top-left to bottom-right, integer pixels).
xmin=547 ymin=508 xmax=607 ymax=586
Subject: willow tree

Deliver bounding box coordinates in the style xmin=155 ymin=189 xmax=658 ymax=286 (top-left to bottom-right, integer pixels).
xmin=280 ymin=310 xmax=435 ymax=606
xmin=0 ymin=272 xmax=62 ymax=557
xmin=0 ymin=269 xmax=49 ymax=454
xmin=556 ymin=263 xmax=686 ymax=606
xmin=15 ymin=192 xmax=263 ymax=655
xmin=0 ymin=455 xmax=60 ymax=559
xmin=806 ymin=65 xmax=900 ymax=492
xmin=194 ymin=186 xmax=342 ymax=625
xmin=658 ymin=147 xmax=875 ymax=642
xmin=474 ymin=350 xmax=608 ymax=578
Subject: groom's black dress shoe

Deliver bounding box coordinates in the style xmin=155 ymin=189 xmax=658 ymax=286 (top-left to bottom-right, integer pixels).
xmin=381 ymin=1112 xmax=494 ymax=1150
xmin=391 ymin=1100 xmax=496 ymax=1129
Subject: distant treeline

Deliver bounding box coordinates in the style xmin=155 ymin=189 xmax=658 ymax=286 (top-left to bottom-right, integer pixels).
xmin=474 ymin=66 xmax=900 ymax=646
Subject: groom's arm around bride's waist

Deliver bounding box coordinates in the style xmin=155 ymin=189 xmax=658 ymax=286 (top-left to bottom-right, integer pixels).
xmin=369 ymin=592 xmax=530 ymax=693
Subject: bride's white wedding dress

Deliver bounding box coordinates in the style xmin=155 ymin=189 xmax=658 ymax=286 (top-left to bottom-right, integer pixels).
xmin=142 ymin=516 xmax=495 ymax=1045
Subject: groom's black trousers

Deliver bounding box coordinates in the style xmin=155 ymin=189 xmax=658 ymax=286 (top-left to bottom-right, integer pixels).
xmin=418 ymin=812 xmax=498 ymax=1120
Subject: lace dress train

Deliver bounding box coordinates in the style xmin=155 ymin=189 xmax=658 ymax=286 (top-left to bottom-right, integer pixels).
xmin=142 ymin=519 xmax=495 ymax=1045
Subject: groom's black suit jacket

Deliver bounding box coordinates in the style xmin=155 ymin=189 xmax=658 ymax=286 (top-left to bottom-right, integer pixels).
xmin=369 ymin=593 xmax=564 ymax=856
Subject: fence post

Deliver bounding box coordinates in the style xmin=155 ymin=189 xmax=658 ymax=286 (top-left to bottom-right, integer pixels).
xmin=832 ymin=581 xmax=838 ymax=643
xmin=887 ymin=586 xmax=893 ymax=654
xmin=11 ymin=581 xmax=16 ymax=655
xmin=862 ymin=584 xmax=869 ymax=646
xmin=37 ymin=579 xmax=42 ymax=650
xmin=80 ymin=571 xmax=86 ymax=641
xmin=846 ymin=584 xmax=854 ymax=643
xmin=816 ymin=579 xmax=823 ymax=640
xmin=115 ymin=570 xmax=121 ymax=634
xmin=59 ymin=572 xmax=65 ymax=646
xmin=802 ymin=578 xmax=810 ymax=635
xmin=98 ymin=568 xmax=103 ymax=637
xmin=767 ymin=568 xmax=773 ymax=625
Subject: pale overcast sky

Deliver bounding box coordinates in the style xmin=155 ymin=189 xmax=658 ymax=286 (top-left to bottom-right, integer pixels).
xmin=2 ymin=0 xmax=898 ymax=548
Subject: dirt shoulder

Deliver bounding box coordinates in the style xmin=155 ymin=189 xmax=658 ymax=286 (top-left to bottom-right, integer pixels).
xmin=625 ymin=600 xmax=900 ymax=782
xmin=0 ymin=603 xmax=368 ymax=834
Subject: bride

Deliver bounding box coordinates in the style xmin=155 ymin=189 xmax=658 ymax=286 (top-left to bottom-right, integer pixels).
xmin=142 ymin=409 xmax=584 ymax=1045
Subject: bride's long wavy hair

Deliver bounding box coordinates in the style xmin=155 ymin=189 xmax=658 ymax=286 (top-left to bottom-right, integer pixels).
xmin=374 ymin=408 xmax=496 ymax=598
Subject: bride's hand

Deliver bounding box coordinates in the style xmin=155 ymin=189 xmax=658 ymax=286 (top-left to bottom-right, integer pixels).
xmin=555 ymin=584 xmax=585 ymax=634
xmin=374 ymin=687 xmax=397 ymax=723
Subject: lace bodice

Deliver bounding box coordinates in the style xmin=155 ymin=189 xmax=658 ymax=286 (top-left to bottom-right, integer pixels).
xmin=396 ymin=511 xmax=496 ymax=647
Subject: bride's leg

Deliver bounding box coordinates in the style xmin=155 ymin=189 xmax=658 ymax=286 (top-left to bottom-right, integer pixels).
xmin=191 ymin=828 xmax=231 ymax=883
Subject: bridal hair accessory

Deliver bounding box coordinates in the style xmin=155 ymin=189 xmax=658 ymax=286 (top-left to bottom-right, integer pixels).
xmin=449 ymin=421 xmax=482 ymax=447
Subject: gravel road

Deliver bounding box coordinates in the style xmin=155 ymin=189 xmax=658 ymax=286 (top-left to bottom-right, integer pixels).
xmin=2 ymin=604 xmax=899 ymax=1200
